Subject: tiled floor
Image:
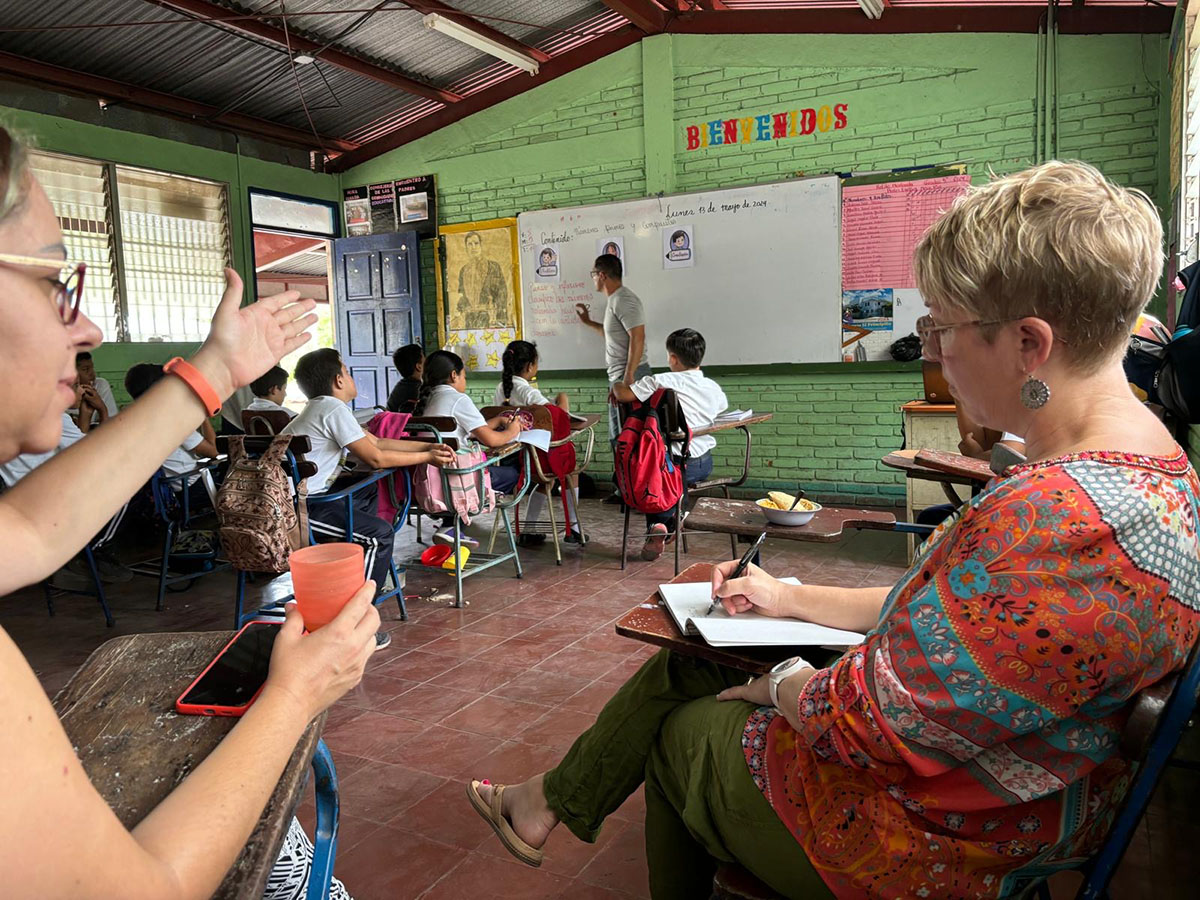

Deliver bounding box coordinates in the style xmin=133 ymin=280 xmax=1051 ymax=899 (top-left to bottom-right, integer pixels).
xmin=3 ymin=498 xmax=1196 ymax=899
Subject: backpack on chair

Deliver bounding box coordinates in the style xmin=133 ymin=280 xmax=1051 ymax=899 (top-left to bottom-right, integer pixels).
xmin=216 ymin=434 xmax=308 ymax=574
xmin=613 ymin=389 xmax=690 ymax=515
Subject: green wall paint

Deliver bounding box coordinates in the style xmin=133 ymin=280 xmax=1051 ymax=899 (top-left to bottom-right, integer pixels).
xmin=339 ymin=31 xmax=1171 ymax=506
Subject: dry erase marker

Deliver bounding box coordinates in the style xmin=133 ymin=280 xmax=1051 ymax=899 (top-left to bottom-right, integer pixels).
xmin=707 ymin=531 xmax=767 ymax=617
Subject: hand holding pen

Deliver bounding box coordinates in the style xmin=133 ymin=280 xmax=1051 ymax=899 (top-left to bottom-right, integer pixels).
xmin=707 ymin=532 xmax=767 ymax=616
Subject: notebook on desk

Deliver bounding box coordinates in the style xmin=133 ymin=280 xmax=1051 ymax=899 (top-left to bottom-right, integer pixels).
xmin=658 ymin=580 xmax=865 ymax=649
xmin=714 ymin=409 xmax=754 ymax=423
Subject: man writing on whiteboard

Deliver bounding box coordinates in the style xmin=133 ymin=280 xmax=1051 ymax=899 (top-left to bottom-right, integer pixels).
xmin=575 ymin=253 xmax=650 ymax=504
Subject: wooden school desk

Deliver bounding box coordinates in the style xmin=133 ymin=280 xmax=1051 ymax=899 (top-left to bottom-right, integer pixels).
xmin=683 ymin=496 xmax=898 ymax=547
xmin=54 ymin=631 xmax=329 ymax=899
xmin=615 ymin=562 xmax=837 ymax=675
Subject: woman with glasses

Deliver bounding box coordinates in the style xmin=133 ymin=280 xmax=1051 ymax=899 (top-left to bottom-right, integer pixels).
xmin=0 ymin=129 xmax=379 ymax=897
xmin=467 ymin=162 xmax=1200 ymax=900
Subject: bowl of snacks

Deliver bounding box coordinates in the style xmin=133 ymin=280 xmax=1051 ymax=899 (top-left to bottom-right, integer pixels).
xmin=756 ymin=491 xmax=821 ymax=526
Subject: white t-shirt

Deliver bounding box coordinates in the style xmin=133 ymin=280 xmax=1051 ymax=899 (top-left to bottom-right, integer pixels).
xmin=282 ymin=395 xmax=365 ymax=493
xmin=246 ymin=397 xmax=297 ymax=419
xmin=422 ymin=384 xmax=488 ymax=448
xmin=221 ymin=385 xmax=255 ymax=428
xmin=630 ymin=369 xmax=728 ymax=458
xmin=69 ymin=376 xmax=120 ymax=425
xmin=493 ymin=375 xmax=550 ymax=408
xmin=0 ymin=414 xmax=85 ymax=487
xmin=162 ymin=430 xmax=206 ymax=485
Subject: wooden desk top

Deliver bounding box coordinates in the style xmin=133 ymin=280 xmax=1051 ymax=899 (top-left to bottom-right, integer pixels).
xmin=692 ymin=413 xmax=773 ymax=436
xmin=614 ymin=563 xmax=794 ymax=674
xmin=569 ymin=414 xmax=601 ymax=431
xmin=54 ymin=632 xmax=324 ymax=900
xmin=900 ymin=400 xmax=956 ymax=414
xmin=685 ymin=497 xmax=896 ymax=542
xmin=914 ymin=449 xmax=995 ymax=484
xmin=880 ymin=451 xmax=979 ymax=486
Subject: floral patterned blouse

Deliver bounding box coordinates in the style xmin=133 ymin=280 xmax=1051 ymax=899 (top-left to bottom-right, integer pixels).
xmin=743 ymin=449 xmax=1200 ymax=899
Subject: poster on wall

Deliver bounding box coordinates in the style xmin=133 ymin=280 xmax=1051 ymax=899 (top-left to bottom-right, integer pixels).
xmin=662 ymin=225 xmax=694 ymax=269
xmin=437 ymin=218 xmax=523 ymax=372
xmin=395 ymin=174 xmax=437 ymax=237
xmin=534 ymin=245 xmax=561 ymax=283
xmin=368 ymin=182 xmax=397 ymax=233
xmin=343 ymin=186 xmax=370 ymax=236
xmin=595 ymin=236 xmax=625 ymax=273
xmin=842 ymin=289 xmax=893 ymax=332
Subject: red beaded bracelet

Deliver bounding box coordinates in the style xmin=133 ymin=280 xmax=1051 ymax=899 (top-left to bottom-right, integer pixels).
xmin=162 ymin=357 xmax=222 ymax=417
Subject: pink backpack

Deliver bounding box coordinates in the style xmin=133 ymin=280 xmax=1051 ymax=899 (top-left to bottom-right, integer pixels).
xmin=412 ymin=448 xmax=496 ymax=526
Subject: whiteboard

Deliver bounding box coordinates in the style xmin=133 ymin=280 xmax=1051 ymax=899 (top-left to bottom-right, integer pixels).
xmin=517 ymin=176 xmax=840 ymax=370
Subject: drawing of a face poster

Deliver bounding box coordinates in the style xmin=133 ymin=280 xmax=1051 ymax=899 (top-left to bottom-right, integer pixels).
xmin=663 ymin=225 xmax=694 ymax=269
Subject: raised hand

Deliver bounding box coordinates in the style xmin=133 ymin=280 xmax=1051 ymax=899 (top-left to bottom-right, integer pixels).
xmin=191 ymin=268 xmax=317 ymax=400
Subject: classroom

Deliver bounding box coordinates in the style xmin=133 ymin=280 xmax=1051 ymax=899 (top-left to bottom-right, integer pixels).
xmin=0 ymin=2 xmax=1197 ymax=898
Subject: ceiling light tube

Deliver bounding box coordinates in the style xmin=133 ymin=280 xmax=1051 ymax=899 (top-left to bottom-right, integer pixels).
xmin=422 ymin=12 xmax=539 ymax=76
xmin=856 ymin=0 xmax=884 ymax=19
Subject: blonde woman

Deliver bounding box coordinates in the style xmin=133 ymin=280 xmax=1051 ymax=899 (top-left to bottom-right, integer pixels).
xmin=468 ymin=162 xmax=1200 ymax=899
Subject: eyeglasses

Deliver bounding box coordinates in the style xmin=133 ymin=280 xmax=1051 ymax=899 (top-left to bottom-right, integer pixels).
xmin=0 ymin=253 xmax=87 ymax=325
xmin=915 ymin=314 xmax=1020 ymax=361
xmin=589 ymin=270 xmax=601 ymax=277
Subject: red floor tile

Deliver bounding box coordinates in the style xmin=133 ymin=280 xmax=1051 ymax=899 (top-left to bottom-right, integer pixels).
xmin=468 ymin=740 xmax=565 ymax=785
xmin=421 ymin=631 xmax=509 ymax=659
xmin=577 ymin=821 xmax=651 ymax=898
xmin=475 ymin=637 xmax=560 ymax=668
xmin=429 ymin=659 xmax=526 ymax=694
xmin=459 ymin=612 xmax=542 ymax=638
xmin=419 ymin=851 xmax=573 ymax=900
xmin=390 ymin=779 xmax=491 ymax=851
xmin=560 ymin=680 xmax=621 ymax=715
xmin=519 ymin=708 xmax=599 ymax=751
xmin=335 ymin=762 xmax=444 ymax=824
xmin=490 ymin=669 xmax=593 ymax=707
xmin=339 ymin=672 xmax=419 ymax=712
xmin=534 ymin=646 xmax=626 ymax=680
xmin=392 ymin=724 xmax=506 ymax=778
xmin=322 ymin=709 xmax=427 ymax=762
xmin=440 ymin=695 xmax=555 ymax=740
xmin=380 ymin=682 xmax=483 ymax=725
xmin=376 ymin=649 xmax=462 ymax=682
xmin=336 ymin=827 xmax=460 ymax=898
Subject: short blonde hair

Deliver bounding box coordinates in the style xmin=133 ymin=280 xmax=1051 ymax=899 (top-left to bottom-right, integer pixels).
xmin=912 ymin=161 xmax=1163 ymax=371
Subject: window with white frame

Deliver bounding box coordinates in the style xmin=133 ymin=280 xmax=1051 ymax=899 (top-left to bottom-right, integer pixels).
xmin=28 ymin=149 xmax=231 ymax=343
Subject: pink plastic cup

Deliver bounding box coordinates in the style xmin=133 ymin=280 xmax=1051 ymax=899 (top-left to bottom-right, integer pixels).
xmin=289 ymin=543 xmax=365 ymax=631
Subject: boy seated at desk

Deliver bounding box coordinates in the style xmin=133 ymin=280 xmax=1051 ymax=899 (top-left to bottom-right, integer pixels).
xmin=610 ymin=327 xmax=727 ymax=561
xmin=244 ymin=365 xmax=296 ymax=422
xmin=70 ymin=351 xmax=118 ymax=429
xmin=386 ymin=342 xmax=424 ymax=414
xmin=125 ymin=363 xmax=219 ymax=504
xmin=283 ymin=348 xmax=453 ymax=647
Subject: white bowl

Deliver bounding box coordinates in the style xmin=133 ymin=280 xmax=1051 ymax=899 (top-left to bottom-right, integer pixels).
xmin=756 ymin=498 xmax=821 ymax=526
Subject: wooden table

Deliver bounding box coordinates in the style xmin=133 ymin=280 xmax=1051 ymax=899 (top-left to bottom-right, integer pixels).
xmin=692 ymin=412 xmax=774 ymax=437
xmin=684 ymin=496 xmax=897 ymax=545
xmin=880 ymin=449 xmax=980 ymax=502
xmin=570 ymin=413 xmax=601 ymax=432
xmin=615 ymin=563 xmax=837 ymax=675
xmin=54 ymin=632 xmax=325 ymax=899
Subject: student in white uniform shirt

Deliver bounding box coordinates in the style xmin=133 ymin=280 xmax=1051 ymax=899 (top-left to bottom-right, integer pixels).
xmin=494 ymin=340 xmax=583 ymax=546
xmin=283 ymin=349 xmax=453 ymax=650
xmin=70 ymin=351 xmax=118 ymax=428
xmin=610 ymin=328 xmax=728 ymax=561
xmin=244 ymin=366 xmax=297 ymax=422
xmin=415 ymin=350 xmax=523 ymax=548
xmin=125 ymin=364 xmax=220 ymax=502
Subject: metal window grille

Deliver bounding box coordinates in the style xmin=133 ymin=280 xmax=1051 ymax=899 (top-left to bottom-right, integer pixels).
xmin=27 ymin=150 xmax=123 ymax=340
xmin=1184 ymin=13 xmax=1200 ymax=265
xmin=115 ymin=166 xmax=231 ymax=343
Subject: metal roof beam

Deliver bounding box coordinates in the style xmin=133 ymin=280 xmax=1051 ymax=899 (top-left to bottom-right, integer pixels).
xmin=329 ymin=25 xmax=643 ymax=171
xmin=602 ymin=1 xmax=668 ymax=34
xmin=0 ymin=50 xmax=358 ymax=152
xmin=144 ymin=0 xmax=462 ymax=104
xmin=668 ymin=4 xmax=1171 ymax=35
xmin=406 ymin=1 xmax=552 ymax=64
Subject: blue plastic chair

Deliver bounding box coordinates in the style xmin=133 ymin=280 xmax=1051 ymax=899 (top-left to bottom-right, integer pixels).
xmin=307 ymin=738 xmax=340 ymax=900
xmin=42 ymin=542 xmax=115 ymax=627
xmin=1029 ymin=639 xmax=1200 ymax=899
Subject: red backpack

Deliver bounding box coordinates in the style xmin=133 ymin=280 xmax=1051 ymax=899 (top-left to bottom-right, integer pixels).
xmin=613 ymin=389 xmax=690 ymax=514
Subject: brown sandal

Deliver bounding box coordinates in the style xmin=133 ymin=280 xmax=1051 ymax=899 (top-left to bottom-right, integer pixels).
xmin=466 ymin=780 xmax=544 ymax=868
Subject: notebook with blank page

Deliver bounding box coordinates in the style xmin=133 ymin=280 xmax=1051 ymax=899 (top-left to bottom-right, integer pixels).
xmin=658 ymin=579 xmax=865 ymax=649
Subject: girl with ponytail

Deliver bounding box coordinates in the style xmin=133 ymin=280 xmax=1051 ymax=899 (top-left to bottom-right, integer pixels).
xmin=493 ymin=340 xmax=570 ymax=411
xmin=415 ymin=350 xmax=525 ymax=545
xmin=491 ymin=341 xmax=583 ymax=547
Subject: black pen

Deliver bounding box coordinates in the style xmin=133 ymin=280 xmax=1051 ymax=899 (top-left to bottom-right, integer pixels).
xmin=707 ymin=531 xmax=767 ymax=616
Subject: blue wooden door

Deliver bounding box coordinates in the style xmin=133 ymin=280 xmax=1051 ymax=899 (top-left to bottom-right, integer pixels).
xmin=332 ymin=231 xmax=422 ymax=411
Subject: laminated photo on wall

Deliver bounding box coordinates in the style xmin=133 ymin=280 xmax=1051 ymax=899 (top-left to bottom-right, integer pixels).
xmin=596 ymin=236 xmax=625 ymax=272
xmin=534 ymin=245 xmax=561 ymax=283
xmin=663 ymin=225 xmax=694 ymax=269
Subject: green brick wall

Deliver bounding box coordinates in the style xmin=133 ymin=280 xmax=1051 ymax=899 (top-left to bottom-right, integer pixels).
xmin=340 ymin=32 xmax=1170 ymax=506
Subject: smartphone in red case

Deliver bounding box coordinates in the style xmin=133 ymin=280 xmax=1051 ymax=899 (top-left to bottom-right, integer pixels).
xmin=175 ymin=619 xmax=280 ymax=717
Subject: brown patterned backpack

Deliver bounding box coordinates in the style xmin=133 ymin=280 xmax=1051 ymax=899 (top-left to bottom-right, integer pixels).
xmin=216 ymin=434 xmax=308 ymax=573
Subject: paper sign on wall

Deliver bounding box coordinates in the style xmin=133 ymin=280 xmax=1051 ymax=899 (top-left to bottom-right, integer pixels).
xmin=595 ymin=236 xmax=626 ymax=273
xmin=534 ymin=245 xmax=561 ymax=283
xmin=662 ymin=225 xmax=694 ymax=269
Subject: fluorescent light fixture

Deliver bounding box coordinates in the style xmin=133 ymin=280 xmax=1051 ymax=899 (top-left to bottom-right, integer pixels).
xmin=292 ymin=53 xmax=316 ymax=64
xmin=422 ymin=12 xmax=539 ymax=75
xmin=856 ymin=0 xmax=884 ymax=19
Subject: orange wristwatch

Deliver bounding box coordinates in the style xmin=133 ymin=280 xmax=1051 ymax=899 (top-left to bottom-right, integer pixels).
xmin=163 ymin=357 xmax=222 ymax=417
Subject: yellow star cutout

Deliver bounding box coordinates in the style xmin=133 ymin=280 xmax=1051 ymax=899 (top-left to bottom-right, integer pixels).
xmin=486 ymin=351 xmax=500 ymax=367
xmin=464 ymin=331 xmax=477 ymax=347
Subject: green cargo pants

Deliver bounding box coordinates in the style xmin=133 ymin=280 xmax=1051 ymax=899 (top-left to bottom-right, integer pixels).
xmin=542 ymin=649 xmax=833 ymax=900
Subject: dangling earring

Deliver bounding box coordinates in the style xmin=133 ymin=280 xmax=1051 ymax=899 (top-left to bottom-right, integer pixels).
xmin=1020 ymin=373 xmax=1050 ymax=409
